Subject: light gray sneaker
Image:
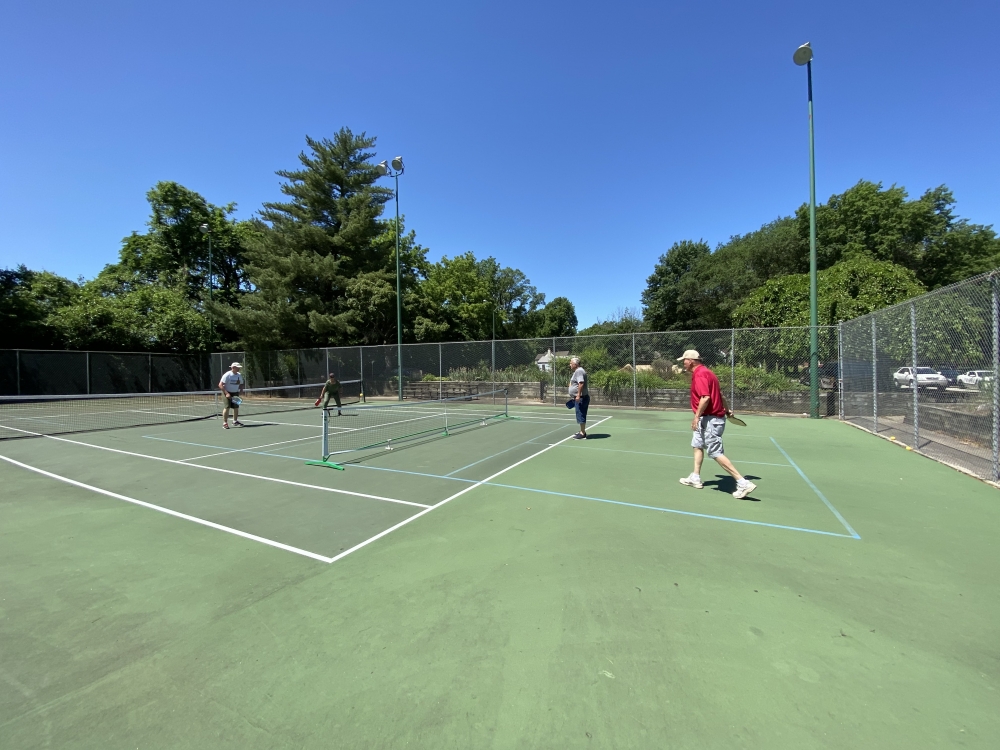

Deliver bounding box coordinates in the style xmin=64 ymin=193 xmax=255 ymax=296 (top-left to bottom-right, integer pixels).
xmin=679 ymin=475 xmax=704 ymax=489
xmin=733 ymin=481 xmax=757 ymax=499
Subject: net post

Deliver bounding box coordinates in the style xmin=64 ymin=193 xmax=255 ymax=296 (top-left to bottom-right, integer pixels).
xmin=992 ymin=273 xmax=999 ymax=482
xmin=632 ymin=333 xmax=637 ymax=410
xmin=871 ymin=316 xmax=878 ymax=434
xmin=911 ymin=302 xmax=919 ymax=450
xmin=505 ymin=388 xmax=508 ymax=418
xmin=322 ymin=406 xmax=329 ymax=460
xmin=838 ymin=322 xmax=844 ymax=421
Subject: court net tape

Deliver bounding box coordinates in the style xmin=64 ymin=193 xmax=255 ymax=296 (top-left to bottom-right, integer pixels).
xmin=0 ymin=380 xmax=363 ymax=439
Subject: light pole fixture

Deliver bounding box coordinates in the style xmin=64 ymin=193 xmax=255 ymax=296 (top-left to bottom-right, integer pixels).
xmin=376 ymin=156 xmax=405 ymax=401
xmin=793 ymin=41 xmax=819 ymax=419
xmin=199 ymin=223 xmax=213 ymax=344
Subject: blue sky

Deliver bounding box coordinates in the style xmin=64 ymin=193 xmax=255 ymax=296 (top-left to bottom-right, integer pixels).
xmin=1 ymin=0 xmax=997 ymax=328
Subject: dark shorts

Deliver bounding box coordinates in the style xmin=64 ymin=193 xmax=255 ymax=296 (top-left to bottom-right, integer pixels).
xmin=225 ymin=394 xmax=239 ymax=409
xmin=574 ymin=394 xmax=590 ymax=424
xmin=323 ymin=392 xmax=342 ymax=408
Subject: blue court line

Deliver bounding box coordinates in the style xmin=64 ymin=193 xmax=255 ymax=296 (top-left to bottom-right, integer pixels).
xmin=477 ymin=483 xmax=857 ymax=539
xmin=140 ymin=434 xmax=856 ymax=539
xmin=445 ymin=423 xmax=573 ymax=476
xmin=770 ymin=437 xmax=861 ymax=540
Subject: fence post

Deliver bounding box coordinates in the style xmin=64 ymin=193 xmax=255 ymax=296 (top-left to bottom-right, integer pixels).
xmin=992 ymin=274 xmax=999 ymax=482
xmin=837 ymin=322 xmax=844 ymax=421
xmin=325 ymin=349 xmax=330 ymax=381
xmin=86 ymin=352 xmax=91 ymax=395
xmin=632 ymin=333 xmax=637 ymax=409
xmin=552 ymin=337 xmax=556 ymax=406
xmin=359 ymin=347 xmax=364 ymax=399
xmin=148 ymin=353 xmax=152 ymax=393
xmin=871 ymin=317 xmax=878 ymax=434
xmin=730 ymin=328 xmax=736 ymax=412
xmin=439 ymin=343 xmax=443 ymax=402
xmin=492 ymin=337 xmax=495 ymax=402
xmin=911 ymin=303 xmax=919 ymax=450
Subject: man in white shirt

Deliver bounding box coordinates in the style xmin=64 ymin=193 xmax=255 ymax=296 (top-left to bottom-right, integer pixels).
xmin=568 ymin=357 xmax=589 ymax=439
xmin=218 ymin=362 xmax=245 ymax=429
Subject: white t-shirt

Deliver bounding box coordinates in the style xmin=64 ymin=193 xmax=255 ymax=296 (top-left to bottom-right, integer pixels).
xmin=220 ymin=371 xmax=244 ymax=393
xmin=569 ymin=367 xmax=588 ymax=398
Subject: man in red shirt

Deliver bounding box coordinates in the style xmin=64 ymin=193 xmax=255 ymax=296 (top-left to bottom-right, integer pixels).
xmin=677 ymin=349 xmax=757 ymax=499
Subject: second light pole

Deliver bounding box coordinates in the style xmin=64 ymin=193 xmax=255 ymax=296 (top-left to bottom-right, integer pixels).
xmin=794 ymin=41 xmax=820 ymax=419
xmin=199 ymin=223 xmax=213 ymax=345
xmin=377 ymin=156 xmax=405 ymax=401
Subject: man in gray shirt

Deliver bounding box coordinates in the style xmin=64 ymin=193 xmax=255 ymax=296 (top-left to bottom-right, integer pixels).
xmin=569 ymin=357 xmax=589 ymax=439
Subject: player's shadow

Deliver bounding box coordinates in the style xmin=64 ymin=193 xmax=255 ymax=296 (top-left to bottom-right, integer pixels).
xmin=704 ymin=474 xmax=761 ymax=500
xmin=584 ymin=433 xmax=610 ymax=440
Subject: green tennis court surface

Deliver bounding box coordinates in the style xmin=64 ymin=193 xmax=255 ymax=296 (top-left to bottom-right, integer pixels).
xmin=1 ymin=404 xmax=997 ymax=748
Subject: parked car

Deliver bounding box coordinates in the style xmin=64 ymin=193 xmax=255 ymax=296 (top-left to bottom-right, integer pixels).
xmin=893 ymin=367 xmax=949 ymax=391
xmin=936 ymin=366 xmax=960 ymax=386
xmin=957 ymin=370 xmax=994 ymax=388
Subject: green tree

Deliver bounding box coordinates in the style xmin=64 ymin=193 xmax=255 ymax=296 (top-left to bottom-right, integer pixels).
xmin=48 ymin=271 xmax=210 ymax=352
xmin=0 ymin=266 xmax=78 ymax=348
xmin=919 ymin=220 xmax=1000 ymax=289
xmin=732 ymin=256 xmax=925 ymax=328
xmin=411 ymin=252 xmax=549 ymax=342
xmin=796 ymin=180 xmax=951 ymax=271
xmin=578 ymin=307 xmax=644 ymax=336
xmin=641 ymin=240 xmax=711 ymax=330
xmin=679 ymin=219 xmax=805 ymax=330
xmin=531 ymin=296 xmax=578 ymax=337
xmin=118 ymin=181 xmax=252 ymax=304
xmin=217 ymin=129 xmax=413 ymax=349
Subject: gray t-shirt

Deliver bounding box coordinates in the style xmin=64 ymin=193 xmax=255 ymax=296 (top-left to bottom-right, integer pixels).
xmin=569 ymin=367 xmax=588 ymax=398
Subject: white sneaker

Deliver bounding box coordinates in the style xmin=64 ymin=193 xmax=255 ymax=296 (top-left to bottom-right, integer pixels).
xmin=679 ymin=475 xmax=704 ymax=489
xmin=733 ymin=481 xmax=757 ymax=499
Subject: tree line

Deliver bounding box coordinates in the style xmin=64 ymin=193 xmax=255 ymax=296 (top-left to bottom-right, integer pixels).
xmin=4 ymin=127 xmax=998 ymax=353
xmin=1 ymin=129 xmax=579 ymax=353
xmin=636 ymin=181 xmax=1000 ymax=334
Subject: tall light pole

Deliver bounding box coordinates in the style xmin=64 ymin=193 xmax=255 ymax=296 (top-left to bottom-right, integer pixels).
xmin=794 ymin=42 xmax=819 ymax=419
xmin=376 ymin=156 xmax=405 ymax=401
xmin=199 ymin=223 xmax=213 ymax=345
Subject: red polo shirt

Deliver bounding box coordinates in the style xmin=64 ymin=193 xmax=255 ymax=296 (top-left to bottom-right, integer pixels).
xmin=690 ymin=364 xmax=726 ymax=417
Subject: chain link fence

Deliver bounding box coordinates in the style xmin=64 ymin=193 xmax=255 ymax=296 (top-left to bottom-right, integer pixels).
xmin=841 ymin=270 xmax=1000 ymax=484
xmin=214 ymin=327 xmax=840 ymax=416
xmin=0 ymin=350 xmax=211 ymax=396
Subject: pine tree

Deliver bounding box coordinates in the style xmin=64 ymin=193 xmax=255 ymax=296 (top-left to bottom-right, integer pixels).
xmin=220 ymin=129 xmax=415 ymax=348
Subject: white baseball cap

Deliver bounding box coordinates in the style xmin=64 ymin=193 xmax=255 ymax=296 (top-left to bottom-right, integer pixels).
xmin=676 ymin=350 xmax=701 ymax=361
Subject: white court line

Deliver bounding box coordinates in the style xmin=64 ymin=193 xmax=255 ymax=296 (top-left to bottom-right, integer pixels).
xmin=0 ymin=453 xmax=335 ymax=563
xmin=180 ymin=432 xmax=321 ymax=462
xmin=324 ymin=415 xmax=614 ymax=565
xmin=0 ymin=426 xmax=429 ymax=509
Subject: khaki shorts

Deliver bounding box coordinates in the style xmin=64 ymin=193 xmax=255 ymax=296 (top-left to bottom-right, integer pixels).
xmin=691 ymin=416 xmax=726 ymax=458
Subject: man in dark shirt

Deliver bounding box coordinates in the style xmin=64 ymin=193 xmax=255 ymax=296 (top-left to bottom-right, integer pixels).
xmin=677 ymin=350 xmax=757 ymax=499
xmin=319 ymin=374 xmax=343 ymax=416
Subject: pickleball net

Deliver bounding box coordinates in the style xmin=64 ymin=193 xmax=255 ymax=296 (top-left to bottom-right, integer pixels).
xmin=310 ymin=388 xmax=510 ymax=469
xmin=0 ymin=380 xmax=363 ymax=440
